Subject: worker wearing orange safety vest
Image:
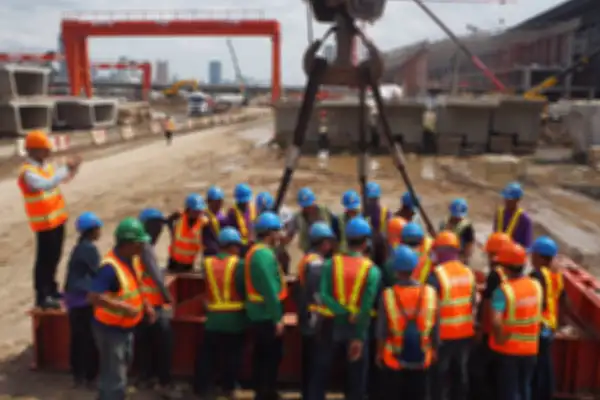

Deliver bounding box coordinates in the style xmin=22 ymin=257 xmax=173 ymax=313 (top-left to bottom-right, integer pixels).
xmin=244 ymin=212 xmax=287 ymax=400
xmin=195 ymin=227 xmax=246 ymax=398
xmin=309 ymin=217 xmax=381 ymax=400
xmin=18 ymin=130 xmax=81 ymax=309
xmin=381 ymin=217 xmax=407 ymax=287
xmin=163 ymin=115 xmax=175 ymax=145
xmin=375 ymin=245 xmax=439 ymax=400
xmin=88 ymin=218 xmax=154 ymax=400
xmin=489 ymin=242 xmax=542 ymax=400
xmin=364 ymin=181 xmax=391 ymax=268
xmin=493 ymin=182 xmax=533 ymax=248
xmin=225 ymin=183 xmax=257 ymax=256
xmin=166 ymin=193 xmax=206 ymax=273
xmin=427 ymin=231 xmax=476 ymax=400
xmin=401 ymin=222 xmax=434 ymax=284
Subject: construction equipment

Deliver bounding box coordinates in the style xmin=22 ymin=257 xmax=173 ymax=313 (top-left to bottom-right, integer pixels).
xmin=163 ymin=79 xmax=199 ymax=97
xmin=225 ymin=39 xmax=249 ymax=106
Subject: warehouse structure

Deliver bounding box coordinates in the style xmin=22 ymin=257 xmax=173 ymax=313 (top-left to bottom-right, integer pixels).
xmin=383 ymin=0 xmax=600 ymax=99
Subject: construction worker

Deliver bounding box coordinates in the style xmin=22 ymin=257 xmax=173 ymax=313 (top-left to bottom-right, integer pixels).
xmin=428 ymin=231 xmax=476 ymax=400
xmin=64 ymin=212 xmax=102 ymax=388
xmin=294 ymin=222 xmax=336 ymax=399
xmin=309 ymin=217 xmax=381 ymax=400
xmin=195 ymin=227 xmax=246 ymax=399
xmin=439 ymin=198 xmax=475 ymax=264
xmin=489 ymin=242 xmax=542 ymax=400
xmin=256 ymin=191 xmax=275 ymax=214
xmin=395 ymin=191 xmax=424 ymax=228
xmin=402 ymin=223 xmax=434 ymax=284
xmin=381 ymin=217 xmax=408 ymax=288
xmin=18 ymin=130 xmax=81 ymax=308
xmin=167 ymin=193 xmax=206 ymax=272
xmin=338 ymin=190 xmax=362 ymax=253
xmin=203 ymin=185 xmax=227 ymax=257
xmin=364 ymin=181 xmax=391 ymax=267
xmin=88 ymin=217 xmax=154 ymax=400
xmin=225 ymin=183 xmax=256 ymax=255
xmin=164 ymin=114 xmax=175 ymax=145
xmin=494 ymin=182 xmax=533 ymax=248
xmin=244 ymin=212 xmax=287 ymax=400
xmin=376 ymin=245 xmax=438 ymax=400
xmin=136 ymin=208 xmax=178 ymax=398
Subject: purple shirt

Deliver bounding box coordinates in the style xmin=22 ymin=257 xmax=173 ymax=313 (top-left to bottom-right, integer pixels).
xmin=202 ymin=210 xmax=228 ymax=256
xmin=366 ymin=203 xmax=391 ymax=233
xmin=64 ymin=292 xmax=89 ymax=309
xmin=492 ymin=207 xmax=533 ymax=248
xmin=223 ymin=205 xmax=256 ymax=242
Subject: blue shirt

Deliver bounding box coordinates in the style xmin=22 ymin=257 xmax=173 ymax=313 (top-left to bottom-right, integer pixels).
xmin=64 ymin=239 xmax=100 ymax=309
xmin=23 ymin=158 xmax=70 ymax=191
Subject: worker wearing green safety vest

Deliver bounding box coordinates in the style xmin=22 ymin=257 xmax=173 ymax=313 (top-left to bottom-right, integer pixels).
xmin=439 ymin=198 xmax=475 ymax=264
xmin=338 ymin=190 xmax=362 ymax=253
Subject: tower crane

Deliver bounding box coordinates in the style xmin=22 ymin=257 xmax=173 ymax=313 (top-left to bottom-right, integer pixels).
xmin=226 ymin=38 xmax=249 ymax=106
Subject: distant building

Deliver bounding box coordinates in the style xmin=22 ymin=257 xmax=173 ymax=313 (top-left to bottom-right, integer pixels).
xmin=55 ymin=34 xmax=68 ymax=82
xmin=155 ymin=60 xmax=169 ymax=85
xmin=323 ymin=44 xmax=336 ymax=62
xmin=209 ymin=60 xmax=222 ymax=85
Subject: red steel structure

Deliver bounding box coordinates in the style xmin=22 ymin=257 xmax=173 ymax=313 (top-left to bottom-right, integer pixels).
xmin=0 ymin=53 xmax=60 ymax=63
xmin=61 ymin=10 xmax=281 ymax=103
xmin=92 ymin=62 xmax=152 ymax=100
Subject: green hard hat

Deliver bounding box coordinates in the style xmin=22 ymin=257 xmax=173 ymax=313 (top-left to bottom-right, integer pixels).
xmin=114 ymin=217 xmax=150 ymax=243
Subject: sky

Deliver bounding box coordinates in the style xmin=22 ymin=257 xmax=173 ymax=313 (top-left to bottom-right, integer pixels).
xmin=0 ymin=0 xmax=568 ymax=84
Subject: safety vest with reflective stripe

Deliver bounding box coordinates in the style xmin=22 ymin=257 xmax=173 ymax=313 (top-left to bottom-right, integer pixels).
xmin=367 ymin=206 xmax=389 ymax=234
xmin=204 ymin=255 xmax=244 ymax=312
xmin=411 ymin=237 xmax=434 ymax=284
xmin=540 ymin=266 xmax=563 ymax=330
xmin=205 ymin=210 xmax=222 ymax=237
xmin=381 ymin=285 xmax=437 ymax=370
xmin=482 ymin=266 xmax=508 ymax=334
xmin=439 ymin=218 xmax=471 ymax=248
xmin=140 ymin=268 xmax=165 ymax=307
xmin=94 ymin=251 xmax=144 ymax=328
xmin=489 ymin=277 xmax=542 ymax=356
xmin=433 ymin=261 xmax=475 ymax=340
xmin=496 ymin=207 xmax=523 ymax=238
xmin=297 ymin=252 xmax=333 ymax=317
xmin=18 ymin=163 xmax=68 ymax=232
xmin=165 ymin=119 xmax=176 ymax=131
xmin=169 ymin=213 xmax=203 ymax=265
xmin=231 ymin=204 xmax=257 ymax=245
xmin=332 ymin=254 xmax=373 ymax=316
xmin=296 ymin=206 xmax=331 ymax=251
xmin=244 ymin=243 xmax=288 ymax=303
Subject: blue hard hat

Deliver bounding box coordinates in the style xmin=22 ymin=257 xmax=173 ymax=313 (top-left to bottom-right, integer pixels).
xmin=256 ymin=192 xmax=275 ymax=213
xmin=218 ymin=227 xmax=243 ymax=245
xmin=449 ymin=198 xmax=468 ymax=218
xmin=502 ymin=182 xmax=523 ymax=200
xmin=207 ymin=185 xmax=224 ymax=201
xmin=366 ymin=182 xmax=381 ymax=199
xmin=138 ymin=208 xmax=164 ymax=223
xmin=342 ymin=190 xmax=361 ymax=211
xmin=309 ymin=221 xmax=335 ymax=241
xmin=75 ymin=211 xmax=103 ymax=233
xmin=401 ymin=191 xmax=419 ymax=210
xmin=530 ymin=236 xmax=558 ymax=258
xmin=391 ymin=245 xmax=420 ymax=272
xmin=255 ymin=211 xmax=283 ymax=232
xmin=234 ymin=183 xmax=253 ymax=203
xmin=185 ymin=193 xmax=206 ymax=211
xmin=297 ymin=187 xmax=316 ymax=208
xmin=345 ymin=216 xmax=372 ymax=239
xmin=401 ymin=222 xmax=424 ymax=242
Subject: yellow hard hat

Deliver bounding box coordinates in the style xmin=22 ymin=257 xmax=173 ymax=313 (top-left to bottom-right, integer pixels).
xmin=25 ymin=130 xmax=53 ymax=150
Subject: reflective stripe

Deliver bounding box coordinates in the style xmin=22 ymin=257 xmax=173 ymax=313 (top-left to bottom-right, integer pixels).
xmin=233 ymin=204 xmax=256 ymax=244
xmin=411 ymin=238 xmax=433 ymax=284
xmin=297 ymin=253 xmax=321 ymax=285
xmin=205 ymin=211 xmax=221 ymax=236
xmin=496 ymin=207 xmax=523 ymax=237
xmin=169 ymin=213 xmax=203 ymax=264
xmin=244 ymin=243 xmax=288 ymax=303
xmin=297 ymin=206 xmax=331 ymax=251
xmin=204 ymin=256 xmax=243 ymax=312
xmin=333 ymin=255 xmax=373 ymax=315
xmin=367 ymin=206 xmax=389 ymax=233
xmin=434 ymin=262 xmax=475 ymax=339
xmin=541 ymin=267 xmax=562 ymax=330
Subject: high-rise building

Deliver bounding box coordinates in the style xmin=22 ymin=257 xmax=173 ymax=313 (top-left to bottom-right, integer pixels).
xmin=323 ymin=44 xmax=336 ymax=62
xmin=208 ymin=60 xmax=222 ymax=85
xmin=155 ymin=60 xmax=169 ymax=85
xmin=55 ymin=34 xmax=68 ymax=82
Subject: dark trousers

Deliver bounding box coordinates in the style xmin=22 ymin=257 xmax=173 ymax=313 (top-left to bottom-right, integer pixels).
xmin=495 ymin=353 xmax=536 ymax=400
xmin=136 ymin=308 xmax=173 ymax=386
xmin=533 ymin=336 xmax=554 ymax=400
xmin=34 ymin=223 xmax=65 ymax=304
xmin=301 ymin=334 xmax=316 ymax=399
xmin=317 ymin=133 xmax=329 ymax=151
xmin=432 ymin=338 xmax=471 ymax=400
xmin=381 ymin=367 xmax=429 ymax=400
xmin=167 ymin=258 xmax=193 ymax=273
xmin=165 ymin=130 xmax=173 ymax=145
xmin=251 ymin=321 xmax=283 ymax=400
xmin=68 ymin=306 xmax=98 ymax=383
xmin=195 ymin=330 xmax=245 ymax=395
xmin=469 ymin=336 xmax=496 ymax=400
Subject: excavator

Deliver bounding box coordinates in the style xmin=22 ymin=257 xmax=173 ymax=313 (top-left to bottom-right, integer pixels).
xmin=163 ymin=79 xmax=199 ymax=97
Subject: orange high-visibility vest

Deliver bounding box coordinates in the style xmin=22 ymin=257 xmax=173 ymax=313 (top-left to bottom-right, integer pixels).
xmin=332 ymin=255 xmax=373 ymax=316
xmin=489 ymin=277 xmax=542 ymax=356
xmin=169 ymin=212 xmax=203 ymax=265
xmin=231 ymin=203 xmax=257 ymax=245
xmin=381 ymin=285 xmax=437 ymax=370
xmin=297 ymin=252 xmax=332 ymax=317
xmin=18 ymin=163 xmax=68 ymax=232
xmin=244 ymin=243 xmax=288 ymax=303
xmin=411 ymin=237 xmax=433 ymax=283
xmin=94 ymin=251 xmax=144 ymax=328
xmin=496 ymin=207 xmax=523 ymax=238
xmin=483 ymin=266 xmax=509 ymax=334
xmin=140 ymin=268 xmax=165 ymax=307
xmin=433 ymin=260 xmax=475 ymax=340
xmin=540 ymin=267 xmax=563 ymax=330
xmin=204 ymin=255 xmax=244 ymax=312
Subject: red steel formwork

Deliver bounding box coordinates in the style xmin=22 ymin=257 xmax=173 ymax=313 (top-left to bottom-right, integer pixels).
xmin=91 ymin=62 xmax=152 ymax=100
xmin=60 ymin=10 xmax=282 ymax=103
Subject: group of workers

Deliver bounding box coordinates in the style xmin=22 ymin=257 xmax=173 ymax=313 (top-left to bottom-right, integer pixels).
xmin=17 ymin=129 xmax=565 ymax=400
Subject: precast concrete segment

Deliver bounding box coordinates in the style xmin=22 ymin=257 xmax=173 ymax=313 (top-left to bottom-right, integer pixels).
xmin=435 ymin=96 xmax=498 ymax=148
xmin=0 ymin=99 xmax=54 ymax=136
xmin=560 ymin=100 xmax=600 ymax=158
xmin=53 ymin=97 xmax=118 ymax=129
xmin=273 ymin=99 xmax=318 ymax=150
xmin=492 ymin=96 xmax=546 ymax=148
xmin=0 ymin=64 xmax=50 ymax=101
xmin=378 ymin=100 xmax=426 ymax=151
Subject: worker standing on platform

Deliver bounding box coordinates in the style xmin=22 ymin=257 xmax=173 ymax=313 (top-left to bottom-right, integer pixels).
xmin=88 ymin=218 xmax=154 ymax=400
xmin=376 ymin=245 xmax=438 ymax=400
xmin=195 ymin=227 xmax=246 ymax=399
xmin=439 ymin=198 xmax=475 ymax=264
xmin=493 ymin=182 xmax=533 ymax=248
xmin=489 ymin=242 xmax=542 ymax=400
xmin=428 ymin=231 xmax=476 ymax=400
xmin=401 ymin=223 xmax=433 ymax=284
xmin=338 ymin=190 xmax=363 ymax=253
xmin=64 ymin=212 xmax=102 ymax=388
xmin=256 ymin=191 xmax=275 ymax=215
xmin=395 ymin=192 xmax=424 ymax=229
xmin=364 ymin=181 xmax=391 ymax=267
xmin=18 ymin=130 xmax=81 ymax=309
xmin=294 ymin=222 xmax=336 ymax=399
xmin=244 ymin=212 xmax=287 ymax=400
xmin=225 ymin=183 xmax=256 ymax=256
xmin=309 ymin=217 xmax=381 ymax=400
xmin=203 ymin=186 xmax=227 ymax=257
xmin=136 ymin=208 xmax=179 ymax=398
xmin=166 ymin=194 xmax=206 ymax=273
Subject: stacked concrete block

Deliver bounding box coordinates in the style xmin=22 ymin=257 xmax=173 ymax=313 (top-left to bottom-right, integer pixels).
xmin=273 ymin=99 xmax=318 ymax=151
xmin=0 ymin=65 xmax=53 ymax=136
xmin=378 ymin=100 xmax=426 ymax=152
xmin=491 ymin=96 xmax=546 ymax=154
xmin=53 ymin=97 xmax=118 ymax=130
xmin=561 ymin=100 xmax=600 ymax=161
xmin=317 ymin=99 xmax=368 ymax=152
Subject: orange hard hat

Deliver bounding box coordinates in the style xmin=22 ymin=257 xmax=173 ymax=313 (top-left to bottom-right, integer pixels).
xmin=387 ymin=216 xmax=407 ymax=240
xmin=25 ymin=130 xmax=52 ymax=150
xmin=485 ymin=232 xmax=513 ymax=255
xmin=494 ymin=242 xmax=527 ymax=267
xmin=433 ymin=230 xmax=460 ymax=249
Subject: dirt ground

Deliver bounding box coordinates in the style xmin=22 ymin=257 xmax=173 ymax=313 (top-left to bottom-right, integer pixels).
xmin=0 ymin=114 xmax=599 ymax=398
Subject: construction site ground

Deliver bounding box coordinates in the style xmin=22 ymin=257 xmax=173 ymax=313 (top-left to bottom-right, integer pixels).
xmin=0 ymin=114 xmax=599 ymax=398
